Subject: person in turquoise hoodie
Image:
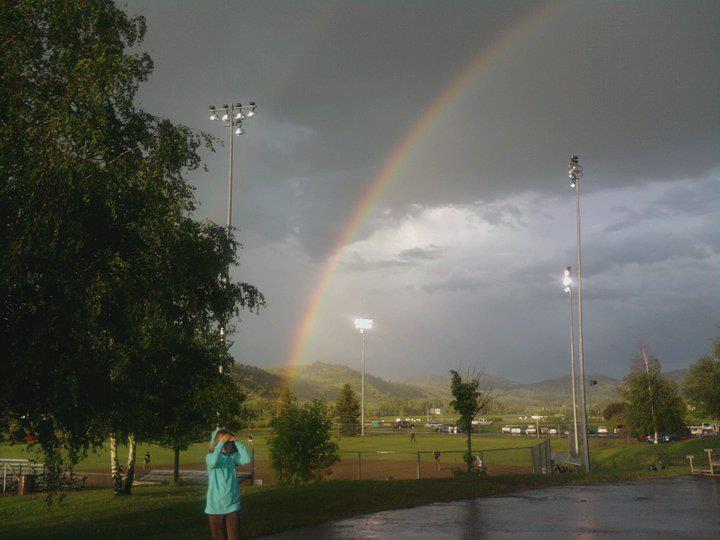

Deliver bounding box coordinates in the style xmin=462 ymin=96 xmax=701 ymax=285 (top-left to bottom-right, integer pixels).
xmin=206 ymin=428 xmax=252 ymax=540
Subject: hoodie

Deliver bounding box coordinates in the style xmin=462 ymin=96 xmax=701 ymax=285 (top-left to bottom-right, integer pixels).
xmin=205 ymin=428 xmax=252 ymax=515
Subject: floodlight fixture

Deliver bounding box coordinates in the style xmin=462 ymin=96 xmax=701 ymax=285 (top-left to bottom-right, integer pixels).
xmin=563 ymin=266 xmax=573 ymax=293
xmin=569 ymin=154 xmax=582 ymax=189
xmin=354 ymin=318 xmax=373 ymax=333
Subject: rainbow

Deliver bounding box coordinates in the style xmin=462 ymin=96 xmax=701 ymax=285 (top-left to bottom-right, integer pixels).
xmin=286 ymin=3 xmax=559 ymax=370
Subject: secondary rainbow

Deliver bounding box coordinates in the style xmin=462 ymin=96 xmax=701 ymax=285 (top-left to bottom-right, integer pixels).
xmin=287 ymin=3 xmax=559 ymax=369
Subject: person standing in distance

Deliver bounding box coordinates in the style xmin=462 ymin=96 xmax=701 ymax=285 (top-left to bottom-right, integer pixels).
xmin=206 ymin=428 xmax=252 ymax=540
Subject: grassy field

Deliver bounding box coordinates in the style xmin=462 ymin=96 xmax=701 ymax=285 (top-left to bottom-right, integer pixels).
xmin=0 ymin=468 xmax=690 ymax=539
xmin=0 ymin=431 xmax=556 ymax=470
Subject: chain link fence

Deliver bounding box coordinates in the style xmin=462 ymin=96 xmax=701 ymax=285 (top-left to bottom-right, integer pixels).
xmin=333 ymin=439 xmax=551 ymax=480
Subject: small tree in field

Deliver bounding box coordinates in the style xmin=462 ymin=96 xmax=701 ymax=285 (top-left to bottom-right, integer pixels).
xmin=450 ymin=370 xmax=493 ymax=472
xmin=622 ymin=350 xmax=685 ymax=440
xmin=684 ymin=335 xmax=720 ymax=428
xmin=276 ymin=386 xmax=297 ymax=417
xmin=267 ymin=400 xmax=339 ymax=485
xmin=602 ymin=402 xmax=626 ymax=424
xmin=335 ymin=383 xmax=360 ymax=436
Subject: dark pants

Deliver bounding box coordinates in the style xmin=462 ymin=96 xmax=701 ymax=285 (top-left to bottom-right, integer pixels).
xmin=208 ymin=511 xmax=239 ymax=540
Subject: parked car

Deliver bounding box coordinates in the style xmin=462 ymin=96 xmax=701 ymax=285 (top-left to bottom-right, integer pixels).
xmin=548 ymin=427 xmax=558 ymax=435
xmin=502 ymin=424 xmax=521 ymax=434
xmin=425 ymin=422 xmax=442 ymax=429
xmin=395 ymin=420 xmax=415 ymax=429
xmin=472 ymin=418 xmax=494 ymax=425
xmin=689 ymin=425 xmax=704 ymax=436
xmin=597 ymin=426 xmax=609 ymax=435
xmin=646 ymin=433 xmax=671 ymax=444
xmin=526 ymin=426 xmax=537 ymax=435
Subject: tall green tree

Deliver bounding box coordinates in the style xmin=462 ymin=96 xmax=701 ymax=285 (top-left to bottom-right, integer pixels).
xmin=335 ymin=383 xmax=360 ymax=436
xmin=450 ymin=370 xmax=493 ymax=472
xmin=0 ymin=0 xmax=263 ymax=493
xmin=267 ymin=400 xmax=339 ymax=485
xmin=684 ymin=335 xmax=720 ymax=425
xmin=621 ymin=352 xmax=686 ymax=440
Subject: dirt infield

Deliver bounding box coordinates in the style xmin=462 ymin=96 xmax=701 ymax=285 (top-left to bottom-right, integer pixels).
xmin=74 ymin=458 xmax=533 ymax=488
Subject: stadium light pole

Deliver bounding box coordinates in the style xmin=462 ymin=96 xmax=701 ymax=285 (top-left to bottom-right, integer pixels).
xmin=354 ymin=318 xmax=373 ymax=436
xmin=569 ymin=154 xmax=590 ymax=473
xmin=208 ymin=101 xmax=257 ymax=374
xmin=563 ymin=266 xmax=580 ymax=457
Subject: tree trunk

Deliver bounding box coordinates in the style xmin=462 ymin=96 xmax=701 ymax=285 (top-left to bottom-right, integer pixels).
xmin=122 ymin=433 xmax=137 ymax=495
xmin=173 ymin=446 xmax=180 ymax=484
xmin=110 ymin=435 xmax=122 ymax=495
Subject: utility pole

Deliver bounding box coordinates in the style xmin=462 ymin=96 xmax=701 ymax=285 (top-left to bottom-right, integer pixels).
xmin=208 ymin=102 xmax=257 ymax=374
xmin=563 ymin=267 xmax=580 ymax=456
xmin=569 ymin=155 xmax=591 ymax=473
xmin=354 ymin=318 xmax=373 ymax=436
xmin=641 ymin=344 xmax=659 ymax=445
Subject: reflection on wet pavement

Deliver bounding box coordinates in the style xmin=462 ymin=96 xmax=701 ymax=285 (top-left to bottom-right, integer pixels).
xmin=265 ymin=476 xmax=720 ymax=539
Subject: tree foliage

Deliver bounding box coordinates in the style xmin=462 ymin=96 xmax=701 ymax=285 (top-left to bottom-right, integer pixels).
xmin=335 ymin=383 xmax=360 ymax=436
xmin=0 ymin=0 xmax=263 ymax=493
xmin=602 ymin=402 xmax=626 ymax=423
xmin=621 ymin=354 xmax=686 ymax=438
xmin=449 ymin=369 xmax=492 ymax=471
xmin=684 ymin=335 xmax=720 ymax=422
xmin=267 ymin=399 xmax=339 ymax=485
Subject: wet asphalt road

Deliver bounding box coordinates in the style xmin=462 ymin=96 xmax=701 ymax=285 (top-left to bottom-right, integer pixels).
xmin=266 ymin=476 xmax=719 ymax=539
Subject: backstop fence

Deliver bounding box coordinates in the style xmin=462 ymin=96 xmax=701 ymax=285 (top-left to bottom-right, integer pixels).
xmin=334 ymin=439 xmax=552 ymax=481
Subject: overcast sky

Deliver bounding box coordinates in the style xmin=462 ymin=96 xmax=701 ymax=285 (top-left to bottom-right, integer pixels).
xmin=124 ymin=0 xmax=719 ymax=382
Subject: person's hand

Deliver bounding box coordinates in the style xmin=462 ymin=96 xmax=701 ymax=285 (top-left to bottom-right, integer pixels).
xmin=218 ymin=433 xmax=231 ymax=443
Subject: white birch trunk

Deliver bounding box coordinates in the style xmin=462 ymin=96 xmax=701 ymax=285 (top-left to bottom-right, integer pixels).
xmin=110 ymin=435 xmax=122 ymax=494
xmin=122 ymin=433 xmax=137 ymax=494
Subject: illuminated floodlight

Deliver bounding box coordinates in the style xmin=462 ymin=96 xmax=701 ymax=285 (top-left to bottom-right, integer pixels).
xmin=354 ymin=318 xmax=373 ymax=333
xmin=568 ymin=154 xmax=582 ymax=189
xmin=221 ymin=113 xmax=229 ymax=122
xmin=235 ymin=126 xmax=244 ymax=135
xmin=563 ymin=266 xmax=573 ymax=293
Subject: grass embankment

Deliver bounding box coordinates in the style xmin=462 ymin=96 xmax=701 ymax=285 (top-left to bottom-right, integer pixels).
xmin=0 ymin=469 xmax=686 ymax=539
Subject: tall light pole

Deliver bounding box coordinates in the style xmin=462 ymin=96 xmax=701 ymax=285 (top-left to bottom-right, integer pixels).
xmin=563 ymin=266 xmax=580 ymax=457
xmin=569 ymin=154 xmax=590 ymax=473
xmin=354 ymin=318 xmax=373 ymax=436
xmin=208 ymin=101 xmax=257 ymax=373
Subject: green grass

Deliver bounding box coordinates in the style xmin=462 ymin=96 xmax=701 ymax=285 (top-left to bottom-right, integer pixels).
xmin=0 ymin=469 xmax=689 ymax=539
xmin=0 ymin=432 xmax=550 ymax=469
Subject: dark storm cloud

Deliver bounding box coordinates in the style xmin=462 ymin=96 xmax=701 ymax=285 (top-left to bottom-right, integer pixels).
xmin=123 ymin=0 xmax=720 ymax=379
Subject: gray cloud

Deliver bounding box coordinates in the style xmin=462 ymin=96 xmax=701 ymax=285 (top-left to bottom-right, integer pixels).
xmin=124 ymin=0 xmax=720 ymax=380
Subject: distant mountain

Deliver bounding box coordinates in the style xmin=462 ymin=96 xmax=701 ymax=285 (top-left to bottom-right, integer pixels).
xmin=266 ymin=362 xmax=428 ymax=403
xmin=232 ymin=363 xmax=285 ymax=398
xmin=234 ymin=361 xmax=689 ymax=408
xmin=504 ymin=374 xmax=622 ymax=407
